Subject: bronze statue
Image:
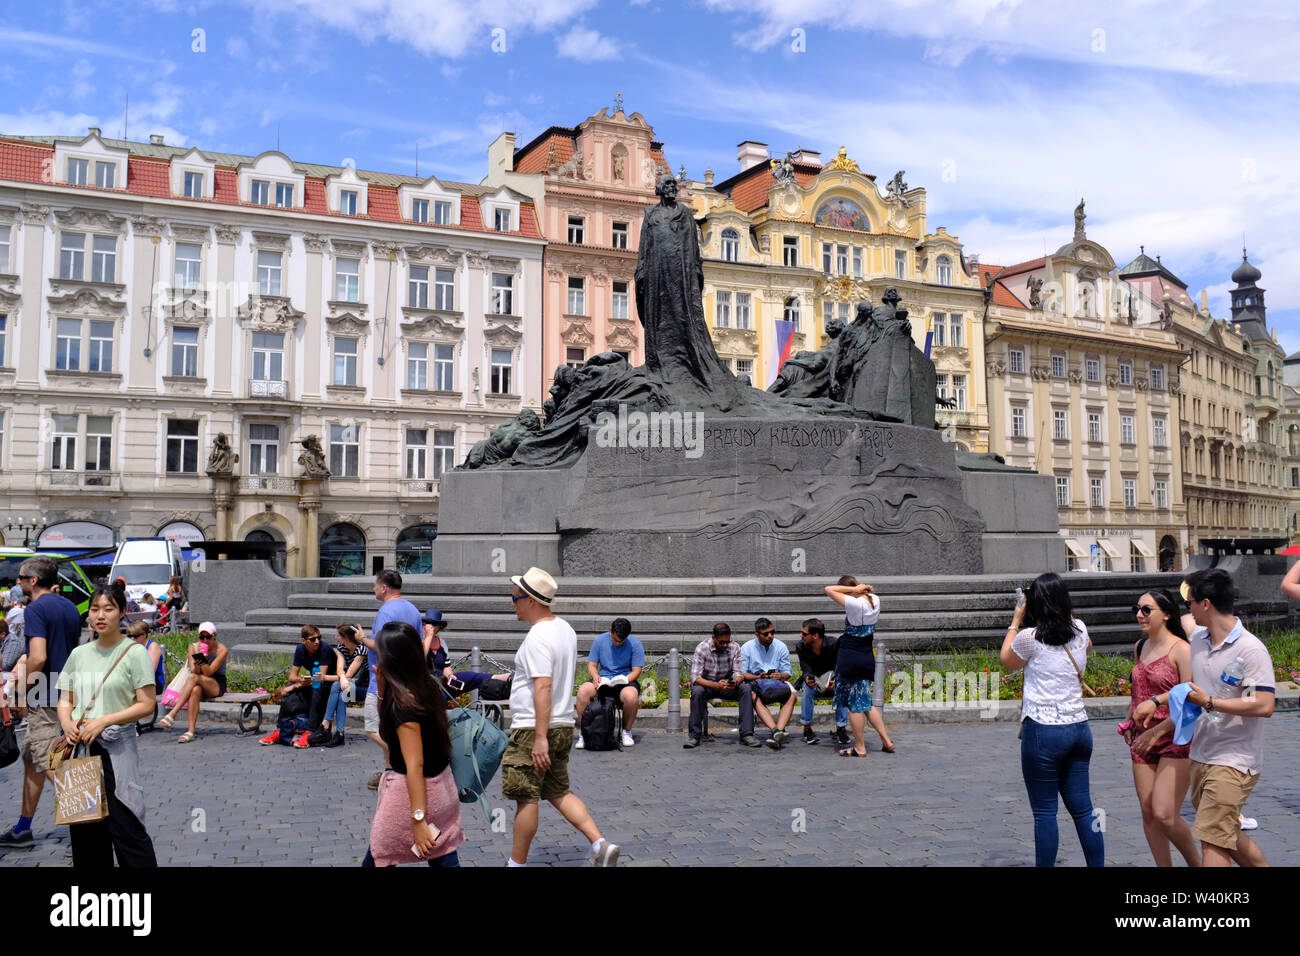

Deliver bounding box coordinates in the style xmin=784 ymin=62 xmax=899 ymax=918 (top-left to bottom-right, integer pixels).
xmin=296 ymin=435 xmax=330 ymax=478
xmin=831 ymin=290 xmax=935 ymax=427
xmin=464 ymin=410 xmax=542 ymax=469
xmin=886 ymin=171 xmax=910 ymax=205
xmin=206 ymin=433 xmax=238 ymax=475
xmin=769 ymin=318 xmax=845 ymax=399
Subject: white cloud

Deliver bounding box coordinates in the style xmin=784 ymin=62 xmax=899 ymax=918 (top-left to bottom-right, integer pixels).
xmin=556 ymin=25 xmax=621 ymax=61
xmin=226 ymin=36 xmax=250 ymax=59
xmin=0 ymin=28 xmax=154 ymax=62
xmin=701 ymin=0 xmax=1300 ymax=85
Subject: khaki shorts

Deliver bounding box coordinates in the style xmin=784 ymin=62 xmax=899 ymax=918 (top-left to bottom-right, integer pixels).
xmin=501 ymin=727 xmax=573 ymax=803
xmin=1190 ymin=760 xmax=1260 ymax=850
xmin=20 ymin=706 xmax=61 ymax=768
xmin=364 ymin=693 xmax=380 ymax=734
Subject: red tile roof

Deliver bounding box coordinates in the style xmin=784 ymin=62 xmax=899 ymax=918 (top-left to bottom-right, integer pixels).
xmin=302 ymin=178 xmax=329 ymax=215
xmin=127 ymin=158 xmax=170 ymax=197
xmin=515 ymin=133 xmax=574 ymax=174
xmin=0 ymin=140 xmax=49 ymax=184
xmin=978 ymin=264 xmax=1029 ymax=309
xmin=460 ymin=196 xmax=483 ymax=231
xmin=213 ymin=167 xmax=239 ymax=204
xmin=994 ymin=256 xmax=1046 ymax=279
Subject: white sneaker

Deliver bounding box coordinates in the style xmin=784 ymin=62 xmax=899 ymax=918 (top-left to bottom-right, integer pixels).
xmin=592 ymin=841 xmax=620 ymax=867
xmin=574 ymin=733 xmax=585 ymax=750
xmin=620 ymin=730 xmax=634 ymax=747
xmin=1240 ymin=815 xmax=1259 ymax=831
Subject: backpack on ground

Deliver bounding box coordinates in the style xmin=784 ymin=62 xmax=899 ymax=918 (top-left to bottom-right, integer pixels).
xmin=580 ymin=694 xmax=620 ymax=752
xmin=276 ymin=712 xmax=310 ymax=745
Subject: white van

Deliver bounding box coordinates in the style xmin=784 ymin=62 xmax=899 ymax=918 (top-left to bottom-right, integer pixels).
xmin=108 ymin=538 xmax=183 ymax=603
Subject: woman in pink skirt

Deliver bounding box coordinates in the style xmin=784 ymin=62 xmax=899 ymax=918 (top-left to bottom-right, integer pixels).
xmin=363 ymin=621 xmax=463 ymax=867
xmin=1122 ymin=589 xmax=1198 ymax=867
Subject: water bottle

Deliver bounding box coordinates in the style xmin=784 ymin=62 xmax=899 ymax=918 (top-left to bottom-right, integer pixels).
xmin=312 ymin=662 xmax=321 ymax=690
xmin=1204 ymin=656 xmax=1246 ymax=724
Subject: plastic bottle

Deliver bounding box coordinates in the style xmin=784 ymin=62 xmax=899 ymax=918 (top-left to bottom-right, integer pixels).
xmin=1204 ymin=656 xmax=1246 ymax=724
xmin=312 ymin=662 xmax=321 ymax=690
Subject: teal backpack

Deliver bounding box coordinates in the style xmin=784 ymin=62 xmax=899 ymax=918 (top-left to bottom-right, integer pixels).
xmin=441 ymin=684 xmax=509 ymax=823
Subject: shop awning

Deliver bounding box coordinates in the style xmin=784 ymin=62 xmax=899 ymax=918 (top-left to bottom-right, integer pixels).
xmin=1063 ymin=538 xmax=1090 ymax=559
xmin=1096 ymin=538 xmax=1124 ymax=560
xmin=1130 ymin=538 xmax=1156 ymax=558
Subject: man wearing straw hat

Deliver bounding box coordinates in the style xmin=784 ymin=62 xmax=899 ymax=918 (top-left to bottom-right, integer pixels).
xmin=503 ymin=567 xmax=620 ymax=866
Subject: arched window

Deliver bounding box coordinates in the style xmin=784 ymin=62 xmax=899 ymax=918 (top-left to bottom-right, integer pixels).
xmin=320 ymin=522 xmax=366 ymax=578
xmin=936 ymin=255 xmax=953 ymax=286
xmin=783 ymin=296 xmax=801 ymax=331
xmin=395 ymin=524 xmax=437 ymax=575
xmin=720 ymin=228 xmax=739 ymax=263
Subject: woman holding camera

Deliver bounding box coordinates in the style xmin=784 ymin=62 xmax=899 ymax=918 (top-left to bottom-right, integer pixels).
xmin=157 ymin=621 xmax=228 ymax=743
xmin=999 ymin=572 xmax=1103 ymax=867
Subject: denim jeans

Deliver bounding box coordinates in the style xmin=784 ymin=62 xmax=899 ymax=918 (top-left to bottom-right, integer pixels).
xmin=325 ymin=681 xmax=347 ymax=732
xmin=362 ymin=846 xmax=460 ymax=868
xmin=800 ymin=685 xmax=848 ymax=727
xmin=1020 ymin=718 xmax=1105 ymax=867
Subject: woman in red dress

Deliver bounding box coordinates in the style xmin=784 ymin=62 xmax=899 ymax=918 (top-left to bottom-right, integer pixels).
xmin=1123 ymin=589 xmax=1199 ymax=867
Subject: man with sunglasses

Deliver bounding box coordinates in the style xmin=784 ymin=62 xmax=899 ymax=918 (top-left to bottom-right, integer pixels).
xmin=284 ymin=625 xmax=339 ymax=748
xmin=740 ymin=618 xmax=796 ymax=749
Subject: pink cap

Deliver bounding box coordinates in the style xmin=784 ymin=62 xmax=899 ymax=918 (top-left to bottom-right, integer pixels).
xmin=198 ymin=621 xmax=216 ymax=636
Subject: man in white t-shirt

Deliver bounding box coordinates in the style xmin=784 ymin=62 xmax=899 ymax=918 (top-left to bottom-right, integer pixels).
xmin=502 ymin=567 xmax=620 ymax=867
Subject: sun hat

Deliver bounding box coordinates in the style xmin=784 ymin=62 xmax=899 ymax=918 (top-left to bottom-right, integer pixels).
xmin=510 ymin=567 xmax=557 ymax=606
xmin=422 ymin=608 xmax=448 ymax=627
xmin=198 ymin=621 xmax=217 ymax=636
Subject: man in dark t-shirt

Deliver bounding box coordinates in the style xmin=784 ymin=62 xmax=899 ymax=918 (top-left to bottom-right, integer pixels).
xmin=1 ymin=557 xmax=82 ymax=848
xmin=286 ymin=625 xmax=338 ymax=747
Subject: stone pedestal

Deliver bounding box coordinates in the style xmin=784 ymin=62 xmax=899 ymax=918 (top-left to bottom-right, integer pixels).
xmin=298 ymin=479 xmax=323 ymax=578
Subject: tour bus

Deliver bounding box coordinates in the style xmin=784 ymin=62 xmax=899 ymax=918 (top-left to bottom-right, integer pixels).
xmin=108 ymin=538 xmax=184 ymax=604
xmin=0 ymin=548 xmax=95 ymax=620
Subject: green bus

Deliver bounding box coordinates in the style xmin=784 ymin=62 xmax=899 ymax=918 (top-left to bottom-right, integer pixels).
xmin=0 ymin=548 xmax=96 ymax=620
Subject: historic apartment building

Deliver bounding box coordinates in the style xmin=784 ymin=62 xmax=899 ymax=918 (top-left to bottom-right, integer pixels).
xmin=480 ymin=103 xmax=673 ymax=378
xmin=983 ymin=213 xmax=1186 ymax=571
xmin=0 ymin=129 xmax=544 ymax=577
xmin=684 ymin=143 xmax=990 ymax=451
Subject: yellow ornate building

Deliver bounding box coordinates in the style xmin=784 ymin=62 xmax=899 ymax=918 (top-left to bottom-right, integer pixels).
xmin=685 ymin=145 xmax=988 ymax=450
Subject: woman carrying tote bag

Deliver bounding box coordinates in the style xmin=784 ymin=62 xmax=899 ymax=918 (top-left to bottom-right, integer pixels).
xmin=55 ymin=582 xmax=158 ymax=868
xmin=999 ymin=572 xmax=1103 ymax=867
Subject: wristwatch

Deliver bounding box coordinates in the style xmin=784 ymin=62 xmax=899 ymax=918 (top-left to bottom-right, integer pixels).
xmin=1205 ymin=698 xmax=1215 ymax=713
xmin=1149 ymin=695 xmax=1160 ymax=709
xmin=412 ymin=809 xmax=426 ymax=823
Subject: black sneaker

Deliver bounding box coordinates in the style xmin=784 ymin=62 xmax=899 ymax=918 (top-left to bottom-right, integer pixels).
xmin=802 ymin=725 xmax=820 ymax=744
xmin=682 ymin=736 xmax=702 ymax=749
xmin=307 ymin=727 xmax=331 ymax=747
xmin=834 ymin=726 xmax=851 ymax=747
xmin=326 ymin=732 xmax=345 ymax=748
xmin=0 ymin=828 xmax=34 ymax=849
xmin=740 ymin=734 xmax=762 ymax=748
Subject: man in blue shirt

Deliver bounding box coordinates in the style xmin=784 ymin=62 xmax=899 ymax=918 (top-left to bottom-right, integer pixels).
xmin=359 ymin=569 xmax=422 ymax=789
xmin=1 ymin=556 xmax=82 ymax=848
xmin=575 ymin=618 xmax=644 ymax=749
xmin=740 ymin=617 xmax=796 ymax=750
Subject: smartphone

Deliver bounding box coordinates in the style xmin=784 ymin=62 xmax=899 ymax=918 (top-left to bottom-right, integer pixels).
xmin=446 ymin=676 xmax=466 ymax=692
xmin=1014 ymin=587 xmax=1025 ymax=608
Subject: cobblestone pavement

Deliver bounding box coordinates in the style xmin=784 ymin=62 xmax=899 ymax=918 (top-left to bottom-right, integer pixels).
xmin=2 ymin=713 xmax=1297 ymax=866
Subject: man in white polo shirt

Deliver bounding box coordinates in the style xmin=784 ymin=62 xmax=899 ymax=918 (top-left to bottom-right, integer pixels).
xmin=1136 ymin=568 xmax=1274 ymax=867
xmin=501 ymin=567 xmax=620 ymax=867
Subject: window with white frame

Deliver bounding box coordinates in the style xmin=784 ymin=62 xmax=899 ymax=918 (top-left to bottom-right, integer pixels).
xmin=936 ymin=374 xmax=948 ymax=402
xmin=165 ymin=419 xmax=199 ymax=473
xmin=333 ymin=337 xmax=358 ymax=386
xmin=51 ymin=415 xmax=77 ymax=470
xmin=611 ymin=281 xmax=629 ymax=319
xmin=1009 ymin=347 xmax=1025 ymax=374
xmin=434 ymin=344 xmax=454 ymax=390
xmin=91 ymin=236 xmax=116 ymax=283
xmin=433 ymin=268 xmax=454 ymax=311
xmin=952 ymin=374 xmax=967 ymax=410
xmin=895 ymin=250 xmax=906 ymax=279
xmin=257 ymin=250 xmax=282 ymax=296
xmin=339 ymin=190 xmax=358 ymax=216
xmin=411 ymin=199 xmax=429 ymax=224
xmin=433 ymin=201 xmax=452 ymax=226
xmin=937 ymin=255 xmax=953 ymax=285
xmin=334 ymin=258 xmax=360 ymax=302
xmin=721 ymin=229 xmax=739 ymax=262
xmin=736 ymin=292 xmax=751 ymax=330
xmin=248 ymin=424 xmax=280 ymax=474
xmin=329 ymin=424 xmax=359 ymax=477
xmin=94 ymin=162 xmax=115 ymax=189
xmin=1085 ymin=357 xmax=1100 ymax=382
xmin=932 ymin=314 xmax=945 ymax=348
xmin=736 ymin=358 xmax=753 ymax=379
xmin=490 ymin=348 xmax=513 ymax=394
xmin=174 ymin=242 xmax=201 ymax=290
xmin=0 ymin=225 xmax=9 ymax=273
xmin=1152 ymin=416 xmax=1167 ymax=447
xmin=1055 ymin=475 xmax=1070 ymax=507
xmin=183 ymin=171 xmax=204 ymax=198
xmin=55 ymin=319 xmax=81 ymax=370
xmin=1121 ymin=414 xmax=1135 ymax=445
xmin=67 ymin=158 xmax=88 ymax=186
xmin=838 ymin=302 xmax=850 ymax=322
xmin=836 ymin=245 xmax=848 ymax=275
xmin=274 ymin=183 xmax=294 ymax=208
xmin=252 ymin=332 xmax=284 ymax=381
xmin=783 ymin=236 xmax=798 ymax=267
xmin=1052 ymin=408 xmax=1068 ymax=440
xmin=567 ymin=276 xmax=585 ymax=315
xmin=86 ymin=416 xmax=117 ymax=475
xmin=171 ymin=327 xmax=198 ymax=377
xmin=1150 ymin=364 xmax=1165 ymax=390
xmin=785 ymin=296 xmax=800 ymax=330
xmin=250 ymin=180 xmax=270 ymax=205
xmin=715 ymin=290 xmax=731 ymax=328
xmin=1089 ymin=476 xmax=1104 ymax=508
xmin=407 ymin=342 xmax=428 ymax=389
xmin=1119 ymin=360 xmax=1132 ymax=385
xmin=1087 ymin=412 xmax=1102 ymax=443
xmin=88 ymin=321 xmax=113 ymax=372
xmin=566 ymin=347 xmax=585 ymax=369
xmin=405 ymin=429 xmax=427 ymax=479
xmin=822 ymin=243 xmax=832 ymax=274
xmin=493 ymin=208 xmax=511 ymax=232
xmin=1051 ymin=353 xmax=1066 ymax=378
xmin=853 ymin=247 xmax=862 ymax=278
xmin=1123 ymin=478 xmax=1137 ymax=508
xmin=0 ymin=315 xmax=7 ymax=366
xmin=491 ymin=273 xmax=513 ymax=314
xmin=60 ymin=233 xmax=85 ymax=279
xmin=822 ymin=302 xmax=833 ymax=326
xmin=1011 ymin=406 xmax=1027 ymax=438
xmin=408 ymin=266 xmax=429 ymax=308
xmin=433 ymin=429 xmax=456 ymax=478
xmin=567 ymin=216 xmax=584 ymax=244
xmin=949 ymin=314 xmax=962 ymax=348
xmin=612 ymin=222 xmax=628 ymax=250
xmin=1154 ymin=479 xmax=1168 ymax=509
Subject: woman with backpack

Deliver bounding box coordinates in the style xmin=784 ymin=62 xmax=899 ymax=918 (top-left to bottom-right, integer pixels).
xmin=1000 ymin=572 xmax=1103 ymax=867
xmin=1121 ymin=589 xmax=1198 ymax=867
xmin=364 ymin=621 xmax=463 ymax=867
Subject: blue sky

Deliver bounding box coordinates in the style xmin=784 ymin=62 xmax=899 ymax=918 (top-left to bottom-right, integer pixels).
xmin=3 ymin=0 xmax=1297 ymax=349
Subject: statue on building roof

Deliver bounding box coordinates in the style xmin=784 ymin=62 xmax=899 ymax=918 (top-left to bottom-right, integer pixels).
xmin=827 ymin=147 xmax=860 ymax=173
xmin=1026 ymin=276 xmax=1044 ymax=309
xmin=1073 ymin=198 xmax=1086 ymax=241
xmin=886 ymin=171 xmax=910 ymax=205
xmin=770 ymin=151 xmax=796 ymax=186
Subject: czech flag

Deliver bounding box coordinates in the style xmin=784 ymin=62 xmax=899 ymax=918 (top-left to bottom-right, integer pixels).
xmin=768 ymin=319 xmax=797 ymax=387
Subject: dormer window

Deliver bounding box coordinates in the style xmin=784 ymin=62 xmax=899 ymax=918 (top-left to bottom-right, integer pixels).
xmin=433 ymin=201 xmax=452 ymax=225
xmin=275 ymin=183 xmax=294 ymax=208
xmin=67 ymin=158 xmax=88 ymax=186
xmin=721 ymin=229 xmax=739 ymax=262
xmin=340 ymin=190 xmax=358 ymax=216
xmin=95 ymin=161 xmax=116 ymax=189
xmin=251 ymin=180 xmax=270 ymax=205
xmin=937 ymin=255 xmax=953 ymax=285
xmin=183 ymin=171 xmax=204 ymax=198
xmin=494 ymin=208 xmax=512 ymax=232
xmin=412 ymin=199 xmax=429 ymax=223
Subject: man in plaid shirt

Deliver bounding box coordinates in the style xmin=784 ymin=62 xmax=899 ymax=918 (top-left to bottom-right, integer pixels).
xmin=684 ymin=623 xmax=760 ymax=749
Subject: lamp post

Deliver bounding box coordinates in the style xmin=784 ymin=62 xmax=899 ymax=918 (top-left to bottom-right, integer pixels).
xmin=5 ymin=514 xmax=48 ymax=549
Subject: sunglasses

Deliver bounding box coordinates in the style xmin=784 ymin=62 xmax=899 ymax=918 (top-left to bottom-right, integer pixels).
xmin=1132 ymin=604 xmax=1157 ymax=616
xmin=758 ymin=630 xmax=775 ymax=637
xmin=511 ymin=594 xmax=528 ymax=602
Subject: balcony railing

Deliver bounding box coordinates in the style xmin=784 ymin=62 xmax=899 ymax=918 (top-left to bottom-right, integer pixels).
xmin=248 ymin=378 xmax=289 ymax=399
xmin=239 ymin=475 xmax=298 ymax=493
xmin=400 ymin=478 xmax=441 ymax=496
xmin=45 ymin=471 xmax=117 ymax=489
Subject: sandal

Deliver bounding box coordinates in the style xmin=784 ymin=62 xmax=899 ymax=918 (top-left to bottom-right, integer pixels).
xmin=157 ymin=715 xmax=175 ymax=730
xmin=177 ymin=731 xmax=196 ymax=743
xmin=838 ymin=748 xmax=866 ymax=757
xmin=882 ymin=742 xmax=896 ymax=753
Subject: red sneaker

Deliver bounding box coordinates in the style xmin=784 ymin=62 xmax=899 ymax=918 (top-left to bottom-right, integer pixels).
xmin=292 ymin=732 xmax=311 ymax=749
xmin=258 ymin=729 xmax=280 ymax=746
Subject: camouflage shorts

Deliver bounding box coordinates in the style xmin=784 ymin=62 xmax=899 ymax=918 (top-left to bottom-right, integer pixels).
xmin=501 ymin=727 xmax=573 ymax=803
